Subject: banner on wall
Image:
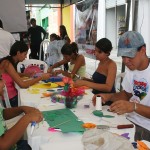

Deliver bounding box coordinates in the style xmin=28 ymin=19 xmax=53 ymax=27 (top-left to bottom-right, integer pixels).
xmin=75 ymin=0 xmax=98 ymax=58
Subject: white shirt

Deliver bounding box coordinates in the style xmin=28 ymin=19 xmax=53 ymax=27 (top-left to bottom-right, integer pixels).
xmin=0 ymin=28 xmax=15 ymax=58
xmin=122 ymin=65 xmax=150 ymax=131
xmin=46 ymin=40 xmax=65 ymax=66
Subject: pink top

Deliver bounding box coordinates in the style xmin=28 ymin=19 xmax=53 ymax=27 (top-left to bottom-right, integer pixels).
xmin=2 ymin=73 xmax=17 ymax=99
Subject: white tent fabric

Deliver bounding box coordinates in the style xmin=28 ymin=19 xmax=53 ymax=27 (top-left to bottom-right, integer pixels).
xmin=25 ymin=0 xmax=83 ymax=5
xmin=0 ymin=0 xmax=27 ymax=33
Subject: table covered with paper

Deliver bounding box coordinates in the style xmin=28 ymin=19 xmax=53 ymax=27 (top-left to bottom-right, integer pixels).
xmin=19 ymin=84 xmax=136 ymax=150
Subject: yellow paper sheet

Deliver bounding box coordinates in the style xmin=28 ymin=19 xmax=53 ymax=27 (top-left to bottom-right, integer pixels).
xmin=30 ymin=82 xmax=58 ymax=89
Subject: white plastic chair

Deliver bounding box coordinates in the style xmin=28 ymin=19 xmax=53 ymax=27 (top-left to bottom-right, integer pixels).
xmin=3 ymin=85 xmax=11 ymax=108
xmin=17 ymin=59 xmax=48 ymax=73
xmin=115 ymin=72 xmax=126 ymax=92
xmin=39 ymin=39 xmax=50 ymax=61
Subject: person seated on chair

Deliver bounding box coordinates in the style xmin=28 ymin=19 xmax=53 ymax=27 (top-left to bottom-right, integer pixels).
xmin=92 ymin=31 xmax=150 ymax=142
xmin=45 ymin=33 xmax=62 ymax=66
xmin=47 ymin=42 xmax=86 ymax=80
xmin=0 ymin=41 xmax=50 ymax=107
xmin=0 ymin=76 xmax=43 ymax=150
xmin=74 ymin=38 xmax=117 ymax=105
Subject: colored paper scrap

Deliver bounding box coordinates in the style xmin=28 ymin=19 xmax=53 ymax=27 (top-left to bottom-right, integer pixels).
xmin=93 ymin=110 xmax=115 ymax=118
xmin=30 ymin=82 xmax=58 ymax=89
xmin=42 ymin=108 xmax=85 ymax=133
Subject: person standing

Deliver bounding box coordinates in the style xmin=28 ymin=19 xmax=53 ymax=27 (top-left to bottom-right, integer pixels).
xmin=59 ymin=25 xmax=71 ymax=71
xmin=45 ymin=33 xmax=61 ymax=66
xmin=0 ymin=19 xmax=15 ymax=59
xmin=27 ymin=18 xmax=47 ymax=60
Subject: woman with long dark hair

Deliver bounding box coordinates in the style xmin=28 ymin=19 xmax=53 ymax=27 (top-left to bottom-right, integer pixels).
xmin=0 ymin=41 xmax=50 ymax=107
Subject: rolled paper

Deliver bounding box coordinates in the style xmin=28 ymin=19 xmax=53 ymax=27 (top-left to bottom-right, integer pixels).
xmin=96 ymin=96 xmax=102 ymax=111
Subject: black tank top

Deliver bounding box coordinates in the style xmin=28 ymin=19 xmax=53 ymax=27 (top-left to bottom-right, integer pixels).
xmin=92 ymin=72 xmax=116 ymax=105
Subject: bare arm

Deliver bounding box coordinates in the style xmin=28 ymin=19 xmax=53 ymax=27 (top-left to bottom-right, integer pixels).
xmin=53 ymin=55 xmax=85 ymax=78
xmin=110 ymin=90 xmax=132 ymax=102
xmin=41 ymin=27 xmax=47 ymax=40
xmin=81 ymin=77 xmax=93 ymax=82
xmin=47 ymin=59 xmax=68 ymax=73
xmin=3 ymin=106 xmax=38 ymax=120
xmin=74 ymin=61 xmax=117 ymax=92
xmin=71 ymin=55 xmax=85 ymax=77
xmin=3 ymin=60 xmax=50 ymax=88
xmin=92 ymin=90 xmax=132 ymax=106
xmin=0 ymin=106 xmax=43 ymax=150
xmin=133 ymin=104 xmax=150 ymax=119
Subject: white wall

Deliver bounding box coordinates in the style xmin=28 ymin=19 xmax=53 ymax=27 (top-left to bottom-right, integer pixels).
xmin=106 ymin=8 xmax=116 ymax=48
xmin=137 ymin=0 xmax=150 ymax=56
xmin=97 ymin=0 xmax=106 ymax=40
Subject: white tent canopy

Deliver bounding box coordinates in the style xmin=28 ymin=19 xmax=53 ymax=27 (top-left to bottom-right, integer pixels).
xmin=25 ymin=0 xmax=83 ymax=5
xmin=0 ymin=0 xmax=83 ymax=33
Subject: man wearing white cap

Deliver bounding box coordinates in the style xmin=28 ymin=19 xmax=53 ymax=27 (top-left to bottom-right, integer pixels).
xmin=93 ymin=31 xmax=150 ymax=141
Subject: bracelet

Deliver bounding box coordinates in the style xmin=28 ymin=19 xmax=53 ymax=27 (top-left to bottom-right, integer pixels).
xmin=133 ymin=102 xmax=137 ymax=111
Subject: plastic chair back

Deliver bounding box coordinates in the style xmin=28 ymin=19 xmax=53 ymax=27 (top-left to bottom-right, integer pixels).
xmin=17 ymin=59 xmax=48 ymax=73
xmin=3 ymin=85 xmax=11 ymax=108
xmin=115 ymin=72 xmax=126 ymax=92
xmin=39 ymin=39 xmax=50 ymax=61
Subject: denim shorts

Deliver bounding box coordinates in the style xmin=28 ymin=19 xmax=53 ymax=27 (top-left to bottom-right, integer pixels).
xmin=3 ymin=95 xmax=18 ymax=107
xmin=16 ymin=140 xmax=31 ymax=150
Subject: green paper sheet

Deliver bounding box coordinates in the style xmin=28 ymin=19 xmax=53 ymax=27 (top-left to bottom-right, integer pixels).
xmin=42 ymin=108 xmax=85 ymax=133
xmin=93 ymin=110 xmax=115 ymax=118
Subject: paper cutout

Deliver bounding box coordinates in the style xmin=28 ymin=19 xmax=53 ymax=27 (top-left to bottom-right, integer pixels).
xmin=82 ymin=123 xmax=96 ymax=128
xmin=55 ymin=82 xmax=65 ymax=87
xmin=120 ymin=133 xmax=130 ymax=139
xmin=30 ymin=82 xmax=58 ymax=89
xmin=42 ymin=108 xmax=85 ymax=133
xmin=27 ymin=88 xmax=40 ymax=94
xmin=93 ymin=110 xmax=115 ymax=118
